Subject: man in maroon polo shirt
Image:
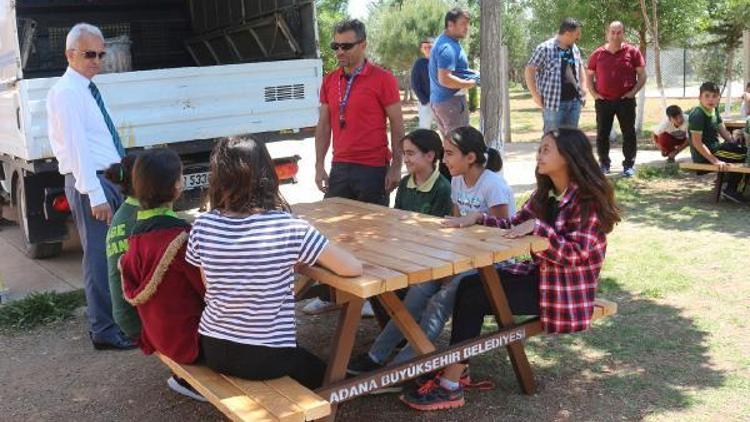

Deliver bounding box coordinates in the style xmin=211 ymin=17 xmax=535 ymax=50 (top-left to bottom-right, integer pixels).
xmin=314 ymin=18 xmax=405 ymax=205
xmin=587 ymin=21 xmax=646 ymax=177
xmin=307 ymin=19 xmax=405 ymax=317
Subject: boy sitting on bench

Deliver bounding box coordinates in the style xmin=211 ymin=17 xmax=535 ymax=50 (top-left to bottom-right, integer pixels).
xmin=688 ymin=82 xmax=747 ymax=202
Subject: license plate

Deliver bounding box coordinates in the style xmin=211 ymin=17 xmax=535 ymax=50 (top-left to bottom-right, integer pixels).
xmin=183 ymin=171 xmax=209 ymax=190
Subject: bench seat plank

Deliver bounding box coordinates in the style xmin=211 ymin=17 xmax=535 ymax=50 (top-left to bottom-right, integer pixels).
xmin=156 ymin=353 xmax=331 ymax=421
xmin=679 ymin=162 xmax=750 ymax=174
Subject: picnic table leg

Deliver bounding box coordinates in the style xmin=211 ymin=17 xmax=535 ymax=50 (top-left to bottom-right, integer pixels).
xmin=715 ymin=172 xmax=724 ymax=203
xmin=320 ymin=296 xmax=364 ymax=421
xmin=477 ymin=265 xmax=537 ymax=395
xmin=377 ymin=291 xmax=437 ymax=355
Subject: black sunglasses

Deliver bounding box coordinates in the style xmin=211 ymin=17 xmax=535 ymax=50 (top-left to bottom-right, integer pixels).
xmin=74 ymin=49 xmax=107 ymax=60
xmin=330 ymin=40 xmax=362 ymax=51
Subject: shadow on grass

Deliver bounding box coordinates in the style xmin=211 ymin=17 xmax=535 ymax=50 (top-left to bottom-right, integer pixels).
xmin=614 ymin=168 xmax=750 ymax=237
xmin=466 ymin=278 xmax=724 ymax=420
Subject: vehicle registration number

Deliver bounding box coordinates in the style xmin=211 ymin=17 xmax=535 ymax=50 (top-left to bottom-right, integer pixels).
xmin=183 ymin=171 xmax=209 ymax=190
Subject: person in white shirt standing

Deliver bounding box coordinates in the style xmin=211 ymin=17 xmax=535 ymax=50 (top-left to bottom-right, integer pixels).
xmin=47 ymin=23 xmax=134 ymax=350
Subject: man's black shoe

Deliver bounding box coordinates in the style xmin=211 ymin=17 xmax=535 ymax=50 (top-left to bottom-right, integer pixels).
xmin=90 ymin=332 xmax=137 ymax=351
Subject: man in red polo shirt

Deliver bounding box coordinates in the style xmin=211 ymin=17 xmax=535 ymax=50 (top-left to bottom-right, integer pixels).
xmin=587 ymin=21 xmax=646 ymax=177
xmin=307 ymin=19 xmax=404 ymax=317
xmin=314 ymin=18 xmax=404 ymax=204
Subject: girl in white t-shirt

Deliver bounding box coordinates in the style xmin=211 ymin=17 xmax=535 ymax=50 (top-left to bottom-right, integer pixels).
xmin=347 ymin=126 xmax=515 ymax=388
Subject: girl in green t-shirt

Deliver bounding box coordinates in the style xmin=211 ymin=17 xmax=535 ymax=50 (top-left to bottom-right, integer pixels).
xmin=104 ymin=153 xmax=141 ymax=340
xmin=394 ymin=129 xmax=453 ymax=217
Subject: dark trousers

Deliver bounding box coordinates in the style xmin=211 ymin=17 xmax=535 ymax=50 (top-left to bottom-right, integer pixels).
xmin=65 ymin=174 xmax=123 ymax=339
xmin=450 ymin=269 xmax=540 ymax=346
xmin=200 ymin=335 xmax=326 ymax=390
xmin=595 ymin=98 xmax=637 ymax=168
xmin=325 ymin=162 xmax=388 ymax=206
xmin=325 ymin=161 xmax=390 ymax=325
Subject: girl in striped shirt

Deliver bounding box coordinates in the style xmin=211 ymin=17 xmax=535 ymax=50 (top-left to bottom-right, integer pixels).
xmin=186 ymin=136 xmax=362 ymax=389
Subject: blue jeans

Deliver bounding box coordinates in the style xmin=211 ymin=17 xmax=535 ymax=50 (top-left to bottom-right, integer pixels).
xmin=65 ymin=174 xmax=123 ymax=340
xmin=368 ymin=276 xmax=462 ymax=365
xmin=542 ymin=98 xmax=582 ymax=133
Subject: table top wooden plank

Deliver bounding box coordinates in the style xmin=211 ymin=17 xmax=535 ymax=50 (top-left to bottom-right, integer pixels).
xmin=353 ymin=249 xmax=433 ymax=283
xmin=296 ymin=202 xmax=495 ymax=268
xmin=304 ymin=198 xmax=548 ymax=261
xmin=295 ymin=205 xmax=474 ymax=274
xmin=296 ymin=265 xmax=389 ymax=298
xmin=680 ymin=162 xmax=750 ymax=174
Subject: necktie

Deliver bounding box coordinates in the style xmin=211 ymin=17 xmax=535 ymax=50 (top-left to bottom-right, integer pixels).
xmin=89 ymin=82 xmax=125 ymax=158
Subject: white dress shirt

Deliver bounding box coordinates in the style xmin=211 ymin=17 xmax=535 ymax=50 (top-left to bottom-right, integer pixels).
xmin=47 ymin=67 xmax=121 ymax=207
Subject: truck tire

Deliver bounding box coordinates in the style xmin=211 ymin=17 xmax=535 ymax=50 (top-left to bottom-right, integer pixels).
xmin=13 ymin=176 xmax=63 ymax=259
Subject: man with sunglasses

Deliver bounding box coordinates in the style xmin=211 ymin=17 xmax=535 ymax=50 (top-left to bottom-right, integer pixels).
xmin=525 ymin=18 xmax=587 ymax=133
xmin=46 ymin=23 xmax=134 ymax=351
xmin=429 ymin=7 xmax=479 ymax=137
xmin=309 ymin=18 xmax=404 ymax=317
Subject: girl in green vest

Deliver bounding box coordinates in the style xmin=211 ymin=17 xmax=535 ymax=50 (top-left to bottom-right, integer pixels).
xmin=394 ymin=129 xmax=453 ymax=216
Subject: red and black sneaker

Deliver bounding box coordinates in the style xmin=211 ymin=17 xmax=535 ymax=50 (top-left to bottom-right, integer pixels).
xmin=400 ymin=378 xmax=464 ymax=411
xmin=415 ymin=368 xmax=494 ymax=391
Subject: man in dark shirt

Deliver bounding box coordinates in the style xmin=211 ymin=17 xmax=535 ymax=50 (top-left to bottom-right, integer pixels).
xmin=411 ymin=38 xmax=434 ymax=129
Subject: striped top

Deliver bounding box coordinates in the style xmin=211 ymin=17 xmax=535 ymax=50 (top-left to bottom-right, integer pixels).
xmin=185 ymin=210 xmax=329 ymax=348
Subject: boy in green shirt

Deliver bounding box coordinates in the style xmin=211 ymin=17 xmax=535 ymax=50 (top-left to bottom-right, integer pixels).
xmin=688 ymin=82 xmax=746 ymax=201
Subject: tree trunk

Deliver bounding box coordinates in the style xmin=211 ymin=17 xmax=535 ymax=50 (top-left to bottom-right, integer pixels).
xmin=724 ymin=48 xmax=736 ymax=117
xmin=639 ymin=0 xmax=666 ymax=111
xmin=480 ymin=0 xmax=503 ymax=151
xmin=635 ymin=26 xmax=648 ymax=134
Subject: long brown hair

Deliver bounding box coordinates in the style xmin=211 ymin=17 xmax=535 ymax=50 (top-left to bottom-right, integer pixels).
xmin=208 ymin=136 xmax=290 ymax=214
xmin=530 ymin=129 xmax=621 ymax=233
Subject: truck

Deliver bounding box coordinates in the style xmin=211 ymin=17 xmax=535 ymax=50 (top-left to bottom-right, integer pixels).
xmin=0 ymin=0 xmax=322 ymax=258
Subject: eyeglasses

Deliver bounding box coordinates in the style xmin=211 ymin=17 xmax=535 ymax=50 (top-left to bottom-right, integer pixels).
xmin=73 ymin=49 xmax=107 ymax=60
xmin=330 ymin=40 xmax=362 ymax=51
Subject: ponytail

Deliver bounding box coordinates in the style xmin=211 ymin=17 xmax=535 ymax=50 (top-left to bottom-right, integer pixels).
xmin=485 ymin=148 xmax=502 ymax=172
xmin=104 ymin=152 xmax=140 ymax=197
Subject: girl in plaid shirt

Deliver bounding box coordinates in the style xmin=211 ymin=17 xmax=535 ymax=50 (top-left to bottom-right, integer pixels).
xmin=401 ymin=128 xmax=621 ymax=411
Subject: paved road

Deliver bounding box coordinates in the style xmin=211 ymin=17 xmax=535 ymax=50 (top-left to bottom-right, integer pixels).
xmin=0 ymin=138 xmax=671 ymax=302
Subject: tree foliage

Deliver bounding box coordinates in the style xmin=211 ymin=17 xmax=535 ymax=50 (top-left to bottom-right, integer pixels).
xmin=366 ymin=0 xmax=451 ymax=74
xmin=316 ymin=0 xmax=349 ymax=73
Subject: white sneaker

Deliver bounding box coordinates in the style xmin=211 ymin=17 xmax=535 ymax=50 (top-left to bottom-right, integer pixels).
xmin=167 ymin=376 xmax=207 ymax=402
xmin=302 ymin=298 xmax=338 ymax=315
xmin=361 ymin=301 xmax=375 ymax=318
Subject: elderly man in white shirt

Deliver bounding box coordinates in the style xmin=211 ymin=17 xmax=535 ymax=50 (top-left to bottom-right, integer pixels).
xmin=47 ymin=23 xmax=134 ymax=350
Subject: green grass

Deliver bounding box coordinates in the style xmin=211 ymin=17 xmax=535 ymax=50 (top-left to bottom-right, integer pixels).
xmin=0 ymin=290 xmax=86 ymax=331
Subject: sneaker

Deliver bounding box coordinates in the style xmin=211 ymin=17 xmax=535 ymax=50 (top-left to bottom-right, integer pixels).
xmin=347 ymin=353 xmax=383 ymax=375
xmin=302 ymin=298 xmax=338 ymax=315
xmin=415 ymin=368 xmax=492 ymax=390
xmin=400 ymin=379 xmax=464 ymax=411
xmin=361 ymin=300 xmax=375 ymax=318
xmin=623 ymin=167 xmax=635 ymax=178
xmin=167 ymin=376 xmax=208 ymax=402
xmin=600 ymin=163 xmax=610 ymax=174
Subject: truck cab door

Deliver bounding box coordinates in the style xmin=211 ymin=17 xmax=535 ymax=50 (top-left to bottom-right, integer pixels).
xmin=0 ymin=0 xmax=22 ymax=84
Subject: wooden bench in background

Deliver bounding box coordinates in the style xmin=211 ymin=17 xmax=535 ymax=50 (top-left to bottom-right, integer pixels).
xmin=679 ymin=162 xmax=750 ymax=202
xmin=156 ymin=353 xmax=331 ymax=422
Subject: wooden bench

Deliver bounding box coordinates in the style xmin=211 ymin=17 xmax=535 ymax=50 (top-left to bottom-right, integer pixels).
xmin=156 ymin=353 xmax=331 ymax=422
xmin=679 ymin=162 xmax=750 ymax=202
xmin=591 ymin=298 xmax=618 ymax=321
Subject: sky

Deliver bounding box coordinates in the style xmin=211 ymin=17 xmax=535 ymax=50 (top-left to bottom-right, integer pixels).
xmin=347 ymin=0 xmax=376 ymax=19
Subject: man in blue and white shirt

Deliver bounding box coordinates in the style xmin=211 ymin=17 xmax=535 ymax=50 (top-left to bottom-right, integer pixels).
xmin=525 ymin=18 xmax=587 ymax=133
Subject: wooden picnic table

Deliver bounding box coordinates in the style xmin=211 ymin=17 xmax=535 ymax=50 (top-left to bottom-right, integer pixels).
xmin=292 ymin=197 xmax=549 ymax=420
xmin=724 ymin=118 xmax=746 ymax=131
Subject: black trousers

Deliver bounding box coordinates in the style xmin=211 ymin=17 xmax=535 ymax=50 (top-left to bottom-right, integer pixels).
xmin=595 ymin=98 xmax=637 ymax=168
xmin=450 ymin=269 xmax=540 ymax=346
xmin=325 ymin=162 xmax=388 ymax=206
xmin=325 ymin=161 xmax=391 ymax=325
xmin=200 ymin=335 xmax=326 ymax=390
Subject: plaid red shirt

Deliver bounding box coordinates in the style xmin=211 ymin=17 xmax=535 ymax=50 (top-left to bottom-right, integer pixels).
xmin=481 ymin=184 xmax=607 ymax=333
